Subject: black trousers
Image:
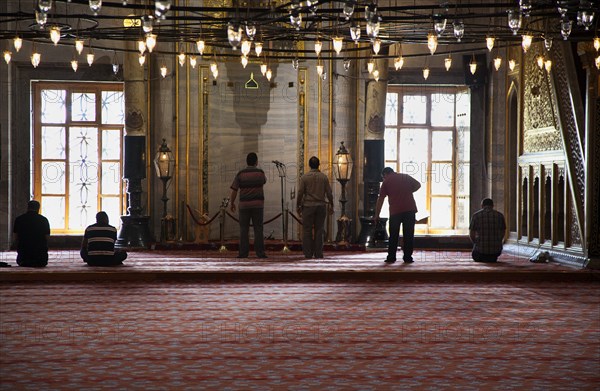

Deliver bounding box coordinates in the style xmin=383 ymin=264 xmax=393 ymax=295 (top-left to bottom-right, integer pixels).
xmin=16 ymin=251 xmax=48 ymax=267
xmin=387 ymin=211 xmax=416 ymax=262
xmin=472 ymin=250 xmax=500 ymax=262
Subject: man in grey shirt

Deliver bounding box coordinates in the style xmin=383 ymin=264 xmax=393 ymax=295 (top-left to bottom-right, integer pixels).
xmin=296 ymin=156 xmax=334 ymax=259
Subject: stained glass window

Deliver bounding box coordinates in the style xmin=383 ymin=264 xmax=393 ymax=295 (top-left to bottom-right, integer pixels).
xmin=432 ymin=131 xmax=453 ymax=161
xmin=34 ymin=83 xmax=124 ymax=234
xmin=72 ymin=92 xmax=96 ymax=122
xmin=384 ymin=128 xmax=397 ymax=162
xmin=102 ymin=130 xmax=121 ymax=160
xmin=402 ymin=95 xmax=427 ymax=124
xmin=41 ymin=127 xmax=66 ymax=159
xmin=431 ymin=93 xmax=455 ymax=127
xmin=41 ymin=90 xmax=66 ymax=123
xmin=101 ymin=91 xmax=125 ymax=125
xmin=385 ymin=93 xmax=398 ymax=126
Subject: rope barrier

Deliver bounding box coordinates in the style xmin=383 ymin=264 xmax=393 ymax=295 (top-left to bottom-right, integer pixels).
xmin=187 ymin=204 xmax=303 ymax=246
xmin=186 ymin=204 xmax=220 ymax=226
xmin=264 ymin=213 xmax=283 ymax=225
xmin=288 ymin=210 xmax=303 ymax=225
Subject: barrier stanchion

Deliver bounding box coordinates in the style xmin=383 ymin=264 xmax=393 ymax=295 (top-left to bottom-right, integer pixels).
xmin=282 ymin=205 xmax=291 ymax=253
xmin=219 ymin=198 xmax=229 ymax=252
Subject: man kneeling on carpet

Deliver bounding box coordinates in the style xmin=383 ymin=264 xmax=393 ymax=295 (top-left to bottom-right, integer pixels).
xmin=469 ymin=198 xmax=506 ymax=263
xmin=81 ymin=212 xmax=127 ymax=266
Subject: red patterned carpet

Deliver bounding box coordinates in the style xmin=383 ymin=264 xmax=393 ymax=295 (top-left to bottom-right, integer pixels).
xmin=1 ymin=248 xmax=596 ymax=282
xmin=1 ymin=280 xmax=599 ymax=390
xmin=1 ymin=249 xmax=599 ymax=390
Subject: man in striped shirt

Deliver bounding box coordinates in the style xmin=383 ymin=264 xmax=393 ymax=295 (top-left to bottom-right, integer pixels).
xmin=229 ymin=152 xmax=268 ymax=258
xmin=80 ymin=212 xmax=127 ymax=266
xmin=469 ymin=198 xmax=506 ymax=262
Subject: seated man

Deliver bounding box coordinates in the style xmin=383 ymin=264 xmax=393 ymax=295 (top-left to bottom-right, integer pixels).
xmin=81 ymin=212 xmax=127 ymax=266
xmin=469 ymin=198 xmax=506 ymax=262
xmin=12 ymin=200 xmax=50 ymax=267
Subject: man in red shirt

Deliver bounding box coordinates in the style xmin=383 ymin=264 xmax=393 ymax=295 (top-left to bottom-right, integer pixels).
xmin=375 ymin=167 xmax=421 ymax=264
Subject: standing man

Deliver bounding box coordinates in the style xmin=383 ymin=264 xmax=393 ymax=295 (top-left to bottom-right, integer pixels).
xmin=374 ymin=167 xmax=421 ymax=264
xmin=81 ymin=211 xmax=127 ymax=266
xmin=12 ymin=200 xmax=50 ymax=267
xmin=229 ymin=152 xmax=268 ymax=258
xmin=469 ymin=198 xmax=506 ymax=262
xmin=296 ymin=156 xmax=334 ymax=259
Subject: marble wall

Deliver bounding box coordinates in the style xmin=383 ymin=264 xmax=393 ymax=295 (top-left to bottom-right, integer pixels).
xmin=156 ymin=55 xmax=361 ymax=242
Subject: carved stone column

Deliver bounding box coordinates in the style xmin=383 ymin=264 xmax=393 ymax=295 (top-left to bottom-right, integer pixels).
xmin=116 ymin=46 xmax=153 ymax=248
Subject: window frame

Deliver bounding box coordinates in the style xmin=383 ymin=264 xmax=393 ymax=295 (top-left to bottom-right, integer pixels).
xmin=385 ymin=86 xmax=469 ymax=235
xmin=32 ymin=81 xmax=125 ymax=235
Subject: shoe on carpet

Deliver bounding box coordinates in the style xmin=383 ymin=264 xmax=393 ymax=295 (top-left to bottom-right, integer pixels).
xmin=257 ymin=254 xmax=268 ymax=258
xmin=384 ymin=258 xmax=396 ymax=264
xmin=403 ymin=259 xmax=414 ymax=263
xmin=236 ymin=255 xmax=248 ymax=258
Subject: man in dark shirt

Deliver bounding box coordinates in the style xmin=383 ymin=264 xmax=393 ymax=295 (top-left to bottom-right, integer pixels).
xmin=81 ymin=211 xmax=127 ymax=266
xmin=469 ymin=198 xmax=506 ymax=262
xmin=12 ymin=200 xmax=50 ymax=267
xmin=229 ymin=152 xmax=268 ymax=258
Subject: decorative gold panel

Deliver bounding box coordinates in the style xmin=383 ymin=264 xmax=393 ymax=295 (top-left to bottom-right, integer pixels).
xmin=523 ymin=43 xmax=562 ymax=152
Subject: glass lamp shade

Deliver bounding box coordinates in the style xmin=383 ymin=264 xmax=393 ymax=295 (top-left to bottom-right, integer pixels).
xmin=453 ymin=20 xmax=464 ymax=41
xmin=334 ymin=142 xmax=353 ymax=181
xmin=508 ymin=10 xmax=522 ymax=35
xmin=13 ymin=36 xmax=23 ymax=52
xmin=196 ymin=39 xmax=205 ymax=55
xmin=444 ymin=56 xmax=452 ymax=71
xmin=241 ymin=39 xmax=251 ymax=56
xmin=494 ymin=57 xmax=502 ymax=71
xmin=469 ymin=58 xmax=477 ymax=74
xmin=333 ymin=37 xmax=344 ymax=55
xmin=522 ymin=34 xmax=533 ymax=52
xmin=254 ymin=42 xmax=263 ymax=56
xmin=394 ymin=56 xmax=404 ymax=70
xmin=50 ymin=26 xmax=61 ymax=45
xmin=427 ymin=33 xmax=437 ymax=55
xmin=76 ymin=39 xmax=85 ymax=55
xmin=154 ymin=139 xmax=174 ymax=179
xmin=486 ymin=36 xmax=495 ymax=51
xmin=433 ymin=16 xmax=447 ymax=36
xmin=350 ymin=25 xmax=361 ymax=43
xmin=227 ymin=21 xmax=243 ymax=49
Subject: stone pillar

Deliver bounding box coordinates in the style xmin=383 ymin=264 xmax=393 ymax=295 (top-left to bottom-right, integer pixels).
xmin=358 ymin=57 xmax=389 ymax=247
xmin=116 ymin=47 xmax=153 ymax=248
xmin=364 ymin=58 xmax=389 ymax=141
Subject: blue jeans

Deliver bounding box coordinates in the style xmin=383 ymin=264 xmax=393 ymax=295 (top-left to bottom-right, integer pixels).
xmin=238 ymin=207 xmax=265 ymax=257
xmin=387 ymin=212 xmax=416 ymax=261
